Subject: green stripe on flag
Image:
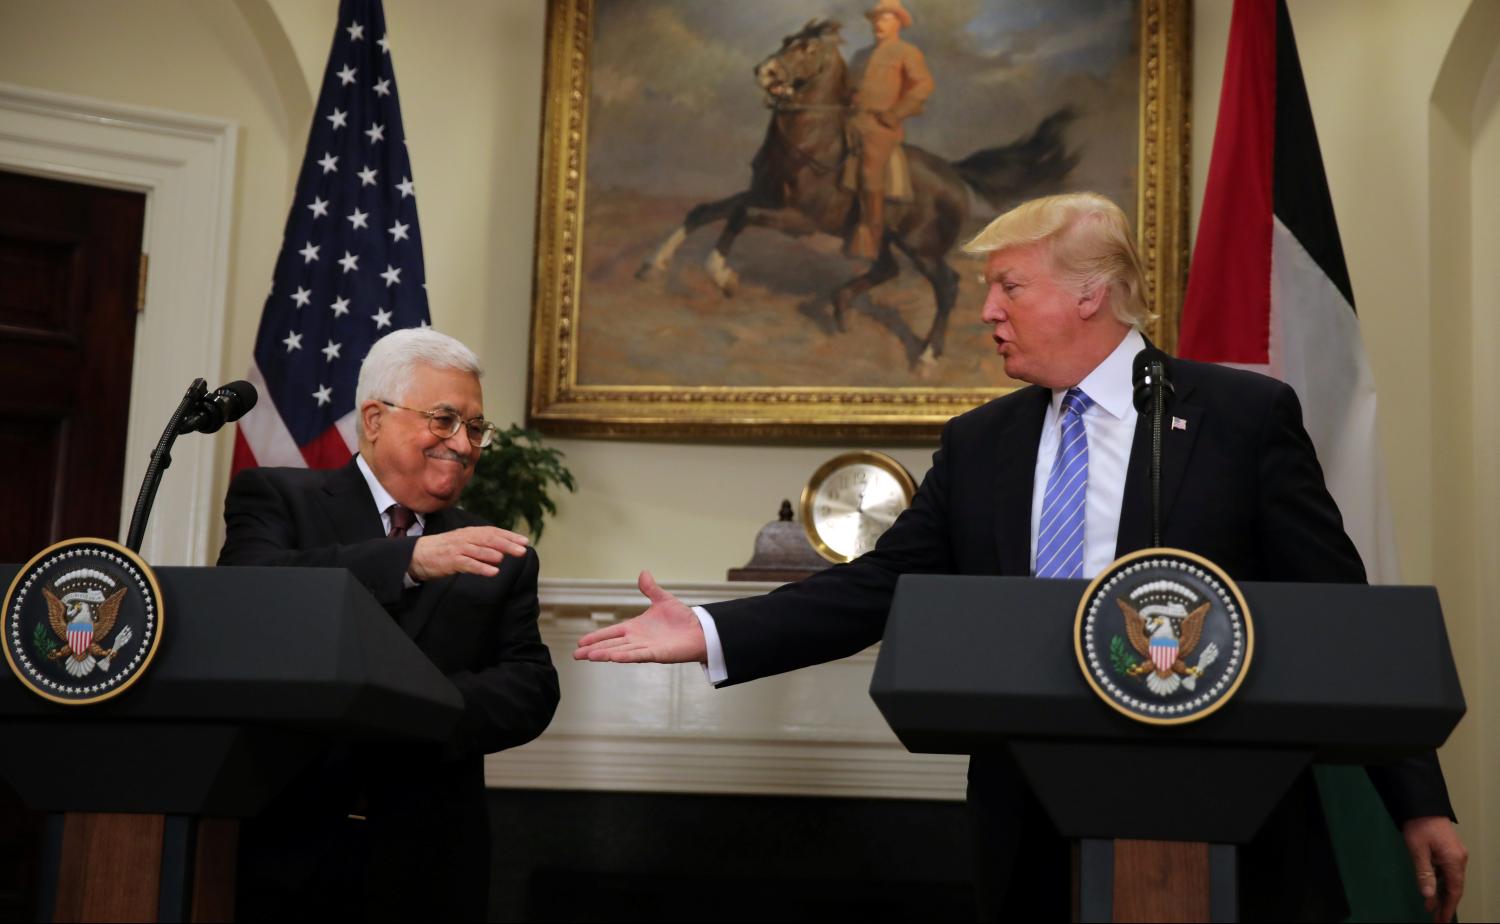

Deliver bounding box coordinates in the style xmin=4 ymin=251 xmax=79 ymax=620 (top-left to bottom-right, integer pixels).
xmin=1314 ymin=765 xmax=1429 ymax=921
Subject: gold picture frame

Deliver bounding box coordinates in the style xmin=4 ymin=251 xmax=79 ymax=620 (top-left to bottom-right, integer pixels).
xmin=529 ymin=0 xmax=1190 ymax=440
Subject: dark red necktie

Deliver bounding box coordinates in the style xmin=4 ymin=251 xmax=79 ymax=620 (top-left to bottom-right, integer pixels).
xmin=387 ymin=504 xmax=415 ymax=538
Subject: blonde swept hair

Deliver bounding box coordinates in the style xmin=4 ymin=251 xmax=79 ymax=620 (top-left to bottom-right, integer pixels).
xmin=962 ymin=192 xmax=1152 ymax=327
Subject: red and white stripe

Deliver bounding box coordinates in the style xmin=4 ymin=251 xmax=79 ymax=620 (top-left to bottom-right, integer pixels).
xmin=231 ymin=361 xmax=357 ymax=474
xmin=68 ymin=628 xmax=92 ymax=656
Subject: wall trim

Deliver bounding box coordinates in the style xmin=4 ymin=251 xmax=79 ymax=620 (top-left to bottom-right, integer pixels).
xmin=0 ymin=83 xmax=237 ymax=565
xmin=486 ymin=735 xmax=967 ymax=801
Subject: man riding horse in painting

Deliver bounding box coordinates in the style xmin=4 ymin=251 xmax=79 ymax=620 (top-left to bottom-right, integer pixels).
xmin=640 ymin=11 xmax=1077 ymax=366
xmin=845 ymin=0 xmax=933 ymax=262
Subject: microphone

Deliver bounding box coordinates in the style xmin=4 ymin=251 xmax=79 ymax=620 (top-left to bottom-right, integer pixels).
xmin=1131 ymin=348 xmax=1173 ymax=547
xmin=178 ymin=380 xmax=258 ymax=435
xmin=127 ymin=378 xmax=260 ymax=550
xmin=1131 ymin=347 xmax=1174 ymax=413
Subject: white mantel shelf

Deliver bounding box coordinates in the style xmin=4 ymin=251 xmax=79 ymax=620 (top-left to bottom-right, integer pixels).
xmin=483 ymin=578 xmax=968 ymax=802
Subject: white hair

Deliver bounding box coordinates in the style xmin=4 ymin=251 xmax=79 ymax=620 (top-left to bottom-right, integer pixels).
xmin=355 ymin=328 xmax=482 ymax=437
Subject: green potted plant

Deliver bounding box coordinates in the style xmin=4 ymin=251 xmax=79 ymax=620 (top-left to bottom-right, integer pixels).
xmin=460 ymin=425 xmax=576 ymax=539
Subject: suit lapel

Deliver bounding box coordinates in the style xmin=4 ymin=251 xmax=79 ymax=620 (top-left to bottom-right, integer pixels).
xmin=994 ymin=387 xmax=1050 ymax=575
xmin=320 ymin=461 xmax=386 ymax=543
xmin=1116 ymin=360 xmax=1203 ymax=556
xmin=399 ymin=506 xmax=459 ymax=640
xmin=319 ymin=460 xmax=458 ymax=641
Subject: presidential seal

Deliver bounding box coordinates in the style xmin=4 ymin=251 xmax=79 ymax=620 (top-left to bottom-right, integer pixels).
xmin=1074 ymin=548 xmax=1252 ymax=725
xmin=3 ymin=538 xmax=164 ymax=705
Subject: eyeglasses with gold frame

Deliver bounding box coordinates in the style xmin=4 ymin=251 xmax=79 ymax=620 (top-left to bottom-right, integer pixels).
xmin=380 ymin=401 xmax=498 ymax=448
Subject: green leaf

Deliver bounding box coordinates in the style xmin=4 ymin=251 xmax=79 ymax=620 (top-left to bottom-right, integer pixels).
xmin=32 ymin=622 xmax=58 ymax=658
xmin=459 ymin=424 xmax=577 ymax=540
xmin=1109 ymin=635 xmax=1140 ymax=677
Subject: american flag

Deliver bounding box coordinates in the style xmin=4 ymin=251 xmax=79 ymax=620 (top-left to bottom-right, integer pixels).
xmin=233 ymin=0 xmax=429 ymax=473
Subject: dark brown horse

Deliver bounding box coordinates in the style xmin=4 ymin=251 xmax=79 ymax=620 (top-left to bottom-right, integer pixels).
xmin=636 ymin=18 xmax=1078 ymax=366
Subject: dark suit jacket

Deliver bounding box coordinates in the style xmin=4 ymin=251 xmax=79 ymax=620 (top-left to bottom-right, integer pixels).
xmin=218 ymin=460 xmax=559 ymax=921
xmin=706 ymin=355 xmax=1452 ymax=920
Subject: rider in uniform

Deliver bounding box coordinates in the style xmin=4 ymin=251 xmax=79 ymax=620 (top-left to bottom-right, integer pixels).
xmin=845 ymin=0 xmax=934 ymax=262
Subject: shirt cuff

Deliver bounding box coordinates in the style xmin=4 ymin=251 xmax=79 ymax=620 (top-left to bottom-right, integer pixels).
xmin=693 ymin=605 xmax=729 ymax=686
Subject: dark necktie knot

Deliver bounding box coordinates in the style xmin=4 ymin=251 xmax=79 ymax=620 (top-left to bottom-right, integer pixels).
xmin=387 ymin=504 xmax=415 ymax=538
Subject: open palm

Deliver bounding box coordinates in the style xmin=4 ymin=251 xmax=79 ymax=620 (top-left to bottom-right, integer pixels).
xmin=574 ymin=571 xmax=707 ymax=664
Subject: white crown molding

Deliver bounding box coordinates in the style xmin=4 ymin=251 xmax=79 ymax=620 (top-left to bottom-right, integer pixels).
xmin=488 ymin=579 xmax=967 ymax=801
xmin=0 ymin=82 xmax=237 ymax=565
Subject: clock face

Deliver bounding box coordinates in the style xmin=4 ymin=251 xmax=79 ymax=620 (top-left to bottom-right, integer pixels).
xmin=801 ymin=452 xmax=915 ymax=563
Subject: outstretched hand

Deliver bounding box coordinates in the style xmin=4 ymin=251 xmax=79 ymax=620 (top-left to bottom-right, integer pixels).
xmin=574 ymin=571 xmax=707 ymax=664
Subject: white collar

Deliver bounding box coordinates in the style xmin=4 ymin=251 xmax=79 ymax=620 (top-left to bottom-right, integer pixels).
xmin=1052 ymin=328 xmax=1145 ymax=421
xmin=355 ymin=454 xmax=425 ymax=525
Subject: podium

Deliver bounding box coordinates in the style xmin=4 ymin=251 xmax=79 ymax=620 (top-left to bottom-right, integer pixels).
xmin=870 ymin=574 xmax=1465 ymax=922
xmin=0 ymin=566 xmax=463 ymax=922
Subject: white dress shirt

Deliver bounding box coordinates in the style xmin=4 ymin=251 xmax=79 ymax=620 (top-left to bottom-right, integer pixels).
xmin=1029 ymin=328 xmax=1142 ymax=580
xmin=694 ymin=328 xmax=1144 ymax=685
xmin=356 ymin=454 xmax=425 ymax=587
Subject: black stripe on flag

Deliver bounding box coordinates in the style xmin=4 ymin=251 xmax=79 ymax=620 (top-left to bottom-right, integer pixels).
xmin=1272 ymin=0 xmax=1356 ymax=312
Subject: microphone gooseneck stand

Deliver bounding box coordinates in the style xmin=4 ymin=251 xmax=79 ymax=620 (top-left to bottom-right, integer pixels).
xmin=1150 ymin=359 xmax=1164 ymax=547
xmin=124 ymin=378 xmax=207 ymax=553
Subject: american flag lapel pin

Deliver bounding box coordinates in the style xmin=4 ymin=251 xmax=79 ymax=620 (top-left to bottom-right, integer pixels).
xmin=1171 ymin=416 xmax=1187 ymax=431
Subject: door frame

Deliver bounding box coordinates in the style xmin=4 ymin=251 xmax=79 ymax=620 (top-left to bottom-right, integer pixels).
xmin=0 ymin=82 xmax=236 ymax=566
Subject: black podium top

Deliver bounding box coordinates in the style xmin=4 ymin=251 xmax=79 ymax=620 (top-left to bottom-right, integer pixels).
xmin=1 ymin=565 xmax=462 ymax=734
xmin=0 ymin=566 xmax=462 ymax=814
xmin=871 ymin=575 xmax=1464 ymax=763
xmin=870 ymin=575 xmax=1464 ymax=842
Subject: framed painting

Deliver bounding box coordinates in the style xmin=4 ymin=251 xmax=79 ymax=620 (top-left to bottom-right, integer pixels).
xmin=529 ymin=0 xmax=1189 ymax=439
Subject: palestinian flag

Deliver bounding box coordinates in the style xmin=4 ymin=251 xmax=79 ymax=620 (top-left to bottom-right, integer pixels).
xmin=1179 ymin=1 xmax=1425 ymax=919
xmin=1179 ymin=0 xmax=1400 ymax=582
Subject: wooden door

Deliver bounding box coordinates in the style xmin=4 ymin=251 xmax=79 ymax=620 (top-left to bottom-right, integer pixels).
xmin=0 ymin=169 xmax=145 ymax=562
xmin=0 ymin=168 xmax=145 ymax=921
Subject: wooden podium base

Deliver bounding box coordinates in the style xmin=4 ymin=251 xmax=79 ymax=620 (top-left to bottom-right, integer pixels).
xmin=44 ymin=813 xmax=237 ymax=923
xmin=1077 ymin=839 xmax=1237 ymax=923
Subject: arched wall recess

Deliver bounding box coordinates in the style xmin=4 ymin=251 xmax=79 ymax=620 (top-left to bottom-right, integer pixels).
xmin=1427 ymin=1 xmax=1500 ymax=917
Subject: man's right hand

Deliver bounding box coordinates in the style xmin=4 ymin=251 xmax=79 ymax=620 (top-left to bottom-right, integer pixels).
xmin=408 ymin=526 xmax=529 ymax=581
xmin=574 ymin=571 xmax=707 ymax=664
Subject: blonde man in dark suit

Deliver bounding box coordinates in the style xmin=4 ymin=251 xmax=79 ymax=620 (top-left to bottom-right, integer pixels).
xmin=578 ymin=194 xmax=1466 ymax=921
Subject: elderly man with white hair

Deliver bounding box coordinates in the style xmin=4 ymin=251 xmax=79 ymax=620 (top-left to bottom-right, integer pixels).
xmin=219 ymin=327 xmax=558 ymax=921
xmin=577 ymin=192 xmax=1465 ymax=921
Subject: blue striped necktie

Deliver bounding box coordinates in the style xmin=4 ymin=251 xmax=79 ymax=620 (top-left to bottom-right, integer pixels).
xmin=1036 ymin=387 xmax=1095 ymax=579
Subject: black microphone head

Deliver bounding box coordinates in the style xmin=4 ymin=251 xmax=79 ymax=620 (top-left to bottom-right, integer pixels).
xmin=1131 ymin=346 xmax=1174 ymax=413
xmin=180 ymin=380 xmax=259 ymax=435
xmin=215 ymin=380 xmax=258 ymax=422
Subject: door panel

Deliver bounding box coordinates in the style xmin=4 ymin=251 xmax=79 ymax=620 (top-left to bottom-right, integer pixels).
xmin=0 ymin=170 xmax=144 ymax=562
xmin=0 ymin=169 xmax=145 ymax=922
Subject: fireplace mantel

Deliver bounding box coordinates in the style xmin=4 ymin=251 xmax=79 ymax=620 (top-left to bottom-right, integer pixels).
xmin=483 ymin=578 xmax=967 ymax=801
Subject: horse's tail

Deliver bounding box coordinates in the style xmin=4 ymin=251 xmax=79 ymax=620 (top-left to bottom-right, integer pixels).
xmin=952 ymin=107 xmax=1080 ymax=209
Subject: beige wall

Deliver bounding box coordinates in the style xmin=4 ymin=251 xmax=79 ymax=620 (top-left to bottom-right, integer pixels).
xmin=1469 ymin=42 xmax=1500 ymax=918
xmin=0 ymin=0 xmax=1494 ymax=915
xmin=1427 ymin=0 xmax=1500 ymax=912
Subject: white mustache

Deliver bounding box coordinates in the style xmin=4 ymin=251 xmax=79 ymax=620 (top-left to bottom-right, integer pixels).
xmin=425 ymin=447 xmax=473 ymax=468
